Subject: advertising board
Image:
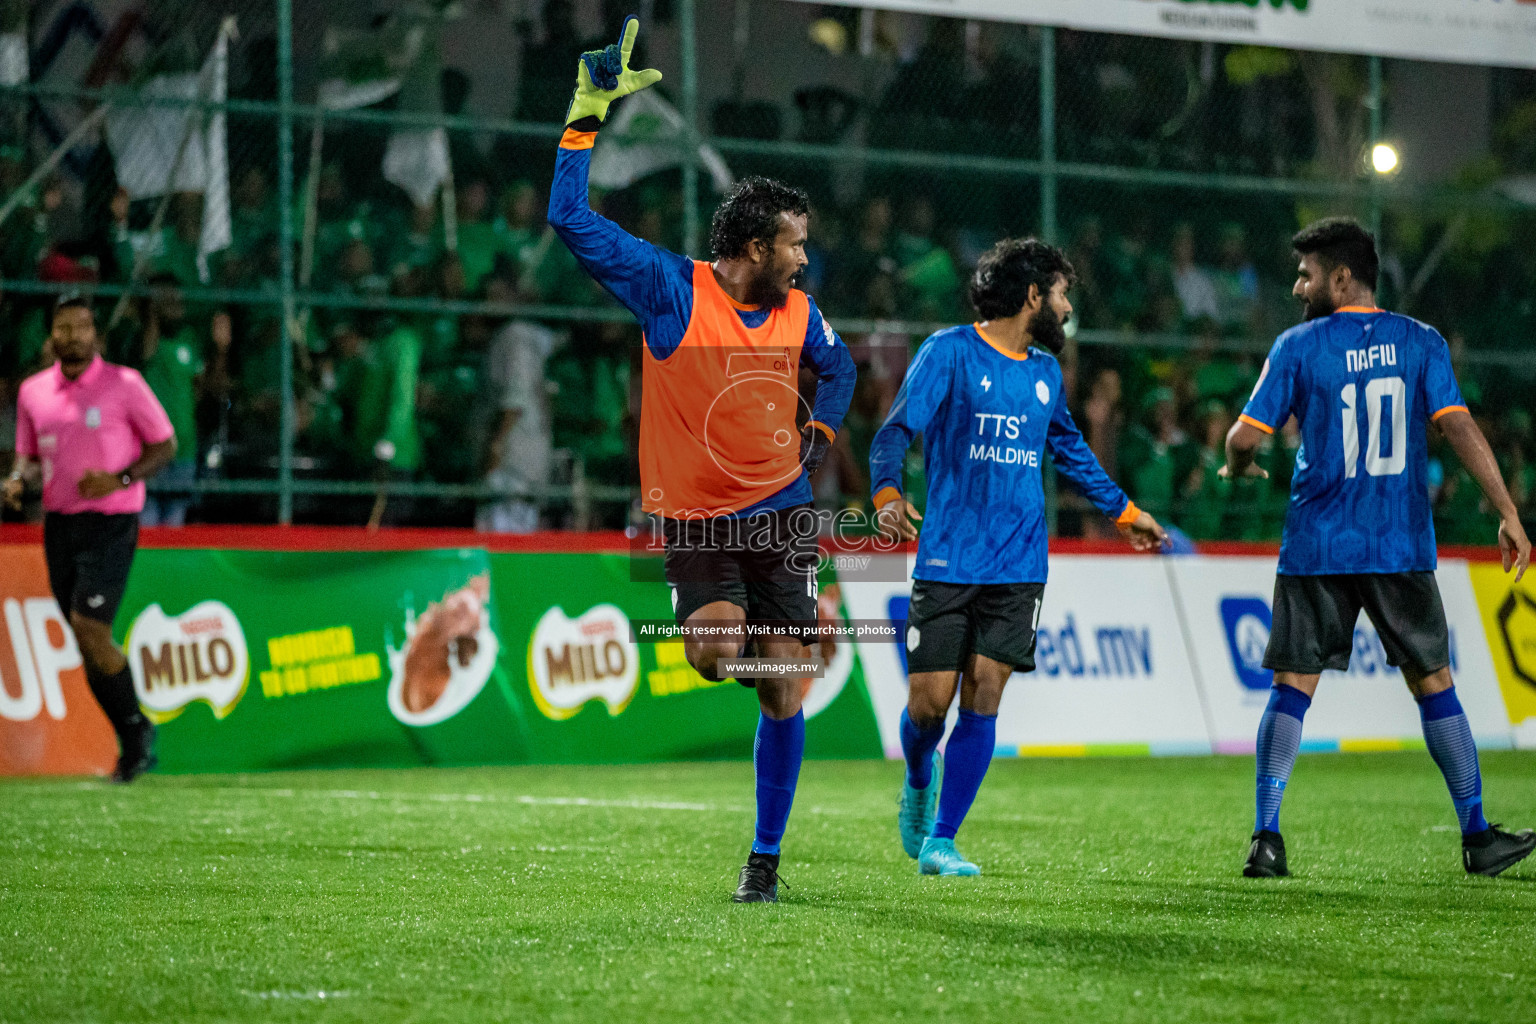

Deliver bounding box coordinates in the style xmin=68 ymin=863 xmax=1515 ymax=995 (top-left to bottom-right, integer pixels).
xmin=1169 ymin=557 xmax=1511 ymax=752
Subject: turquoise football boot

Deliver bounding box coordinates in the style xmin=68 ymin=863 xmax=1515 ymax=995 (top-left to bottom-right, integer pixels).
xmin=898 ymin=752 xmax=942 ymax=859
xmin=918 ymin=836 xmax=980 ymax=877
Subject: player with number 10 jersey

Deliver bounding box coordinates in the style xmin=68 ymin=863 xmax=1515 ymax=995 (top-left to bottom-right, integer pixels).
xmin=1224 ymin=218 xmax=1532 ymax=881
xmin=1241 ymin=293 xmax=1461 ymax=575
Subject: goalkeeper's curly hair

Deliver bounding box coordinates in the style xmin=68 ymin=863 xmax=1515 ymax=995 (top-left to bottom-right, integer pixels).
xmin=709 ymin=177 xmax=810 ymax=261
xmin=968 ymin=238 xmax=1077 ymax=320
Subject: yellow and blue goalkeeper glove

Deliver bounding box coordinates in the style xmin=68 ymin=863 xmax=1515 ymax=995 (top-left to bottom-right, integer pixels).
xmin=565 ymin=15 xmax=663 ymax=128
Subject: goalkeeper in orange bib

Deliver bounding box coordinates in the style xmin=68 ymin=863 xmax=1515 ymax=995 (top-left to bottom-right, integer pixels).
xmin=548 ymin=17 xmax=856 ymax=904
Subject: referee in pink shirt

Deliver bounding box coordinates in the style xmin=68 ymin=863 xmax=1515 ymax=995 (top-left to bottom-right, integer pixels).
xmin=4 ymin=296 xmax=178 ymax=782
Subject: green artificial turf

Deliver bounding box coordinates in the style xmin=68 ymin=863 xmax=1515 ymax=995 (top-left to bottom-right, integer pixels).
xmin=3 ymin=753 xmax=1535 ymax=1023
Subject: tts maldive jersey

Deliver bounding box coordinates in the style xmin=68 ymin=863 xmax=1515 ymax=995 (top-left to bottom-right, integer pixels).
xmin=869 ymin=324 xmax=1135 ymax=584
xmin=1241 ymin=306 xmax=1466 ymax=576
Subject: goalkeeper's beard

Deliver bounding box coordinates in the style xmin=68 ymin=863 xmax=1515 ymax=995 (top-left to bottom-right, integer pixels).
xmin=1028 ymin=305 xmax=1069 ymax=355
xmin=744 ymin=253 xmax=800 ymax=310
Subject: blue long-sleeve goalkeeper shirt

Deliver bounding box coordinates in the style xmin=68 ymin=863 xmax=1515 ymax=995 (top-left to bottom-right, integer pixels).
xmin=548 ymin=131 xmax=856 ymax=514
xmin=869 ymin=324 xmax=1136 ymax=583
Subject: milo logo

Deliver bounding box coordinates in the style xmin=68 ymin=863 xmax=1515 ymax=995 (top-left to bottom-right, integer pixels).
xmin=527 ymin=604 xmax=638 ymax=720
xmin=127 ymin=601 xmax=250 ymax=722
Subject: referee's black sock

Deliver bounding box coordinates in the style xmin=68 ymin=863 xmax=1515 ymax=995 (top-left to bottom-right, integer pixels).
xmin=85 ymin=663 xmax=145 ymax=737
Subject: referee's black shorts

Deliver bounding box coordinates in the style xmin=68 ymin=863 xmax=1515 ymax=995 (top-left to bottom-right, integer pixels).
xmin=1263 ymin=571 xmax=1449 ymax=678
xmin=42 ymin=512 xmax=139 ymax=624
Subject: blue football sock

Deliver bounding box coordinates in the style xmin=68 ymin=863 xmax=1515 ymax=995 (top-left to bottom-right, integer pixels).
xmin=900 ymin=708 xmax=945 ymax=789
xmin=1254 ymin=684 xmax=1311 ymax=834
xmin=751 ymin=709 xmax=805 ymax=856
xmin=932 ymin=708 xmax=996 ymax=841
xmin=1417 ymin=687 xmax=1488 ymax=835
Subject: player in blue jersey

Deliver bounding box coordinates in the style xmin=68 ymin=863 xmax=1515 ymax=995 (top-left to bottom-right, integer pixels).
xmin=1223 ymin=218 xmax=1533 ymax=879
xmin=869 ymin=238 xmax=1167 ymax=876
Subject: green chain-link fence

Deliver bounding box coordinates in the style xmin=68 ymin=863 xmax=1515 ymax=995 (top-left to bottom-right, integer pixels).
xmin=1 ymin=0 xmax=1532 ymax=542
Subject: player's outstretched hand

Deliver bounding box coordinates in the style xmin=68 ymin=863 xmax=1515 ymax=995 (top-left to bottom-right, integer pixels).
xmin=1217 ymin=462 xmax=1268 ymax=480
xmin=876 ymin=496 xmax=922 ymax=544
xmin=566 ymin=16 xmax=663 ymax=126
xmin=1499 ymin=513 xmax=1531 ymax=583
xmin=1119 ymin=509 xmax=1168 ymax=553
xmin=2 ymin=475 xmax=22 ymax=511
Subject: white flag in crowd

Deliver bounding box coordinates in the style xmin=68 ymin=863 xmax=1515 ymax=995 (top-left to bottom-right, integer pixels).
xmin=0 ymin=31 xmax=26 ymax=87
xmin=197 ymin=27 xmax=231 ymax=283
xmin=315 ymin=24 xmax=422 ymax=111
xmin=103 ymin=19 xmax=234 ymax=283
xmin=383 ymin=127 xmax=451 ymax=209
xmin=589 ymin=90 xmax=733 ymax=194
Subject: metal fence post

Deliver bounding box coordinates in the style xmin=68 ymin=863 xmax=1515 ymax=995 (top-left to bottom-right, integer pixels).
xmin=680 ymin=0 xmax=701 ymax=256
xmin=277 ymin=0 xmax=296 ymax=524
xmin=1368 ymin=54 xmax=1383 ymax=249
xmin=1039 ymin=25 xmax=1058 ymax=246
xmin=1041 ymin=25 xmax=1059 ymax=535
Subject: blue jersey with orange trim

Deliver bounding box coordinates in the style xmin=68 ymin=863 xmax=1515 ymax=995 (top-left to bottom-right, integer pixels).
xmin=1241 ymin=307 xmax=1465 ymax=575
xmin=869 ymin=324 xmax=1134 ymax=584
xmin=549 ymin=129 xmax=855 ymax=516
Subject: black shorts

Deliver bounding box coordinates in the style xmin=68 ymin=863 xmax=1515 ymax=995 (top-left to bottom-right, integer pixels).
xmin=904 ymin=579 xmax=1045 ymax=674
xmin=43 ymin=512 xmax=139 ymax=624
xmin=1264 ymin=571 xmax=1449 ymax=677
xmin=663 ymin=504 xmax=818 ymax=637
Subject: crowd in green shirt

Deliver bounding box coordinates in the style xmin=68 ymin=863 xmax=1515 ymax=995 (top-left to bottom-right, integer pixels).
xmin=0 ymin=136 xmax=1531 ymax=537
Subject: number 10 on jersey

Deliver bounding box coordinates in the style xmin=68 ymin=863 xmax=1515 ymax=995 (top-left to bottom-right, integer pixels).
xmin=1341 ymin=376 xmax=1406 ymax=478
